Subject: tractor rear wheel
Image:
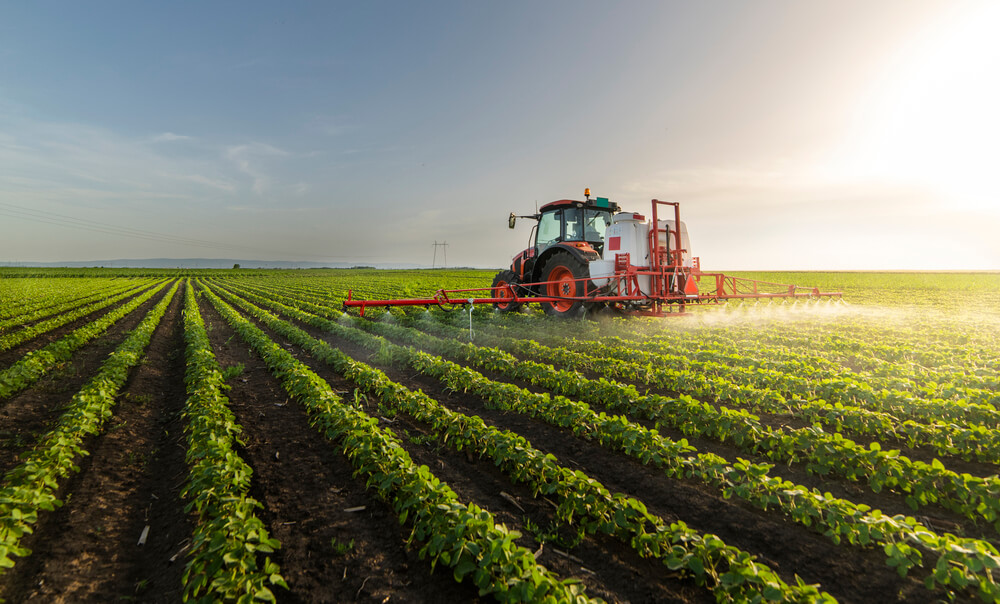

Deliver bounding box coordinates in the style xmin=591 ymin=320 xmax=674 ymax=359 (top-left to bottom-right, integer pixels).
xmin=539 ymin=252 xmax=589 ymax=318
xmin=491 ymin=270 xmax=522 ymax=313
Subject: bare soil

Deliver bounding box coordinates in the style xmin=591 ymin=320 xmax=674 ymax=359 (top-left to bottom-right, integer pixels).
xmin=456 ymin=331 xmax=999 ymax=543
xmin=197 ymin=295 xmax=484 ymax=603
xmin=0 ymin=284 xmax=170 ymax=477
xmin=204 ymin=286 xmax=946 ymax=604
xmin=0 ymin=280 xmax=987 ymax=603
xmin=0 ymin=283 xmax=192 ymax=602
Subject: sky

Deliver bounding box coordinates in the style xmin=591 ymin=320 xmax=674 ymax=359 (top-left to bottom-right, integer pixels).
xmin=1 ymin=1 xmax=998 ymax=270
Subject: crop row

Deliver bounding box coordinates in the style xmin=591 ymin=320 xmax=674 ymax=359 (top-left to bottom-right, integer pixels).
xmin=208 ymin=282 xmax=838 ymax=603
xmin=443 ymin=305 xmax=1000 ymax=399
xmin=559 ymin=311 xmax=999 ymax=391
xmin=418 ymin=318 xmax=1000 ymax=465
xmin=180 ymin=281 xmax=287 ymax=602
xmin=0 ymin=279 xmax=141 ymax=332
xmin=198 ymin=284 xmax=598 ymax=603
xmin=564 ymin=331 xmax=1000 ymax=414
xmin=407 ymin=312 xmax=1000 ymax=530
xmin=423 ymin=300 xmax=999 ymax=391
xmin=0 ymin=280 xmax=161 ymax=353
xmin=590 ymin=303 xmax=997 ymax=368
xmin=0 ymin=281 xmax=177 ymax=582
xmin=215 ymin=281 xmax=1000 ymax=534
xmin=555 ymin=331 xmax=1000 ymax=421
xmin=446 ymin=322 xmax=1000 ymax=531
xmin=217 ymin=281 xmax=1000 ymax=601
xmin=0 ymin=281 xmax=168 ymax=401
xmin=0 ymin=277 xmax=128 ymax=320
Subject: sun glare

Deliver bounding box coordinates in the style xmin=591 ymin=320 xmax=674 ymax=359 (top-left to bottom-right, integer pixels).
xmin=833 ymin=3 xmax=1000 ymax=214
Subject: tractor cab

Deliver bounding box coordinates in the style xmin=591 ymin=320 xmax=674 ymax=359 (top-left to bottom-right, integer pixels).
xmin=534 ymin=199 xmax=617 ymax=255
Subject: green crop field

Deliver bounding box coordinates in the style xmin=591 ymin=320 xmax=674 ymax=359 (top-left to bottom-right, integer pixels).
xmin=0 ymin=268 xmax=999 ymax=602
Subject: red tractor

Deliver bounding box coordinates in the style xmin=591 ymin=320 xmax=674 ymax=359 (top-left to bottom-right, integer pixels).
xmin=343 ymin=190 xmax=840 ymax=318
xmin=493 ymin=189 xmax=703 ymax=317
xmin=493 ymin=190 xmax=620 ymax=317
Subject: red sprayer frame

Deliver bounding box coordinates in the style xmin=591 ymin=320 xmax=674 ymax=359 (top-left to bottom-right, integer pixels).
xmin=343 ymin=199 xmax=842 ymax=317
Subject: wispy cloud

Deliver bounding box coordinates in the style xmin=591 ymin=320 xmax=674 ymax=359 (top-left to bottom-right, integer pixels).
xmin=310 ymin=114 xmax=356 ymax=137
xmin=226 ymin=204 xmax=311 ymax=213
xmin=224 ymin=142 xmax=291 ymax=194
xmin=163 ymin=172 xmax=237 ymax=192
xmin=0 ymin=111 xmax=242 ymax=205
xmin=226 ymin=142 xmax=290 ymax=157
xmin=1 ymin=107 xmax=308 ymax=206
xmin=151 ymin=132 xmax=193 ymax=143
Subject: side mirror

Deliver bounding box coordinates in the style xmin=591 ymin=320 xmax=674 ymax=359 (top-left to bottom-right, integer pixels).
xmin=508 ymin=212 xmax=516 ymax=229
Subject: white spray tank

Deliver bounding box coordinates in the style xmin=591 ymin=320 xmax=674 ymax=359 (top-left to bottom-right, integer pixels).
xmin=589 ymin=211 xmax=692 ymax=295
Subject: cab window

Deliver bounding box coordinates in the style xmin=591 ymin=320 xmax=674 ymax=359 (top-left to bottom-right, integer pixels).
xmin=562 ymin=207 xmax=583 ymax=241
xmin=536 ymin=210 xmax=561 ymax=248
xmin=584 ymin=209 xmax=611 ymax=242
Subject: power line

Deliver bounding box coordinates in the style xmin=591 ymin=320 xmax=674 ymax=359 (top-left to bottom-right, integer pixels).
xmin=0 ymin=201 xmax=375 ymax=260
xmin=0 ymin=204 xmax=241 ymax=250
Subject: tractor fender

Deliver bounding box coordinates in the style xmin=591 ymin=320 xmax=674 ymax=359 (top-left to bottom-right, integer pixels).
xmin=530 ymin=243 xmax=600 ymax=283
xmin=510 ymin=247 xmax=535 ymax=281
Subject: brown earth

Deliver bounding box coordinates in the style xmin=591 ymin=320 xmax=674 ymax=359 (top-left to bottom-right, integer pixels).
xmin=0 ymin=282 xmax=192 ymax=602
xmin=205 ymin=284 xmax=952 ymax=604
xmin=0 ymin=279 xmax=987 ymax=603
xmin=0 ymin=284 xmax=170 ymax=477
xmin=196 ymin=293 xmax=487 ymax=603
xmin=198 ymin=290 xmax=715 ymax=604
xmin=394 ymin=317 xmax=998 ymax=544
xmin=0 ymin=282 xmax=159 ymax=369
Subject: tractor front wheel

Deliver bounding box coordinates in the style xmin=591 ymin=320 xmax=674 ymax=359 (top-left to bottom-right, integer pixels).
xmin=491 ymin=270 xmax=522 ymax=313
xmin=539 ymin=252 xmax=589 ymax=318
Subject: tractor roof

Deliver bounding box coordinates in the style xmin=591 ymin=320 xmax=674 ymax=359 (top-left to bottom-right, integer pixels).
xmin=539 ymin=198 xmax=619 ymax=212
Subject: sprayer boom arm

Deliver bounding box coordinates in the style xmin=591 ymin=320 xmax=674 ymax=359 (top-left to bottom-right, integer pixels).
xmin=343 ymin=272 xmax=842 ymax=317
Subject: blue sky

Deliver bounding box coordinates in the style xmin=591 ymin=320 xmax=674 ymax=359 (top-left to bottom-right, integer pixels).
xmin=1 ymin=1 xmax=998 ymax=269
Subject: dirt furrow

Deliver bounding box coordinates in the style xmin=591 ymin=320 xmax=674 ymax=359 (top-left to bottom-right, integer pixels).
xmin=0 ymin=283 xmax=192 ymax=602
xmin=277 ymin=314 xmax=929 ymax=604
xmin=0 ymin=284 xmax=173 ymax=478
xmin=399 ymin=326 xmax=992 ymax=542
xmin=237 ymin=314 xmax=711 ymax=604
xmin=198 ymin=295 xmax=481 ymax=603
xmin=0 ymin=283 xmax=160 ymax=369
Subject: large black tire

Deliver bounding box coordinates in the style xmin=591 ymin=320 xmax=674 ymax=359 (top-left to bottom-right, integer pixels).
xmin=491 ymin=270 xmax=522 ymax=313
xmin=538 ymin=252 xmax=589 ymax=318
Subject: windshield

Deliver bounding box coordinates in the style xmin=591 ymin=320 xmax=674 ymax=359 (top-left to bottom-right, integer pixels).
xmin=536 ymin=207 xmax=613 ymax=251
